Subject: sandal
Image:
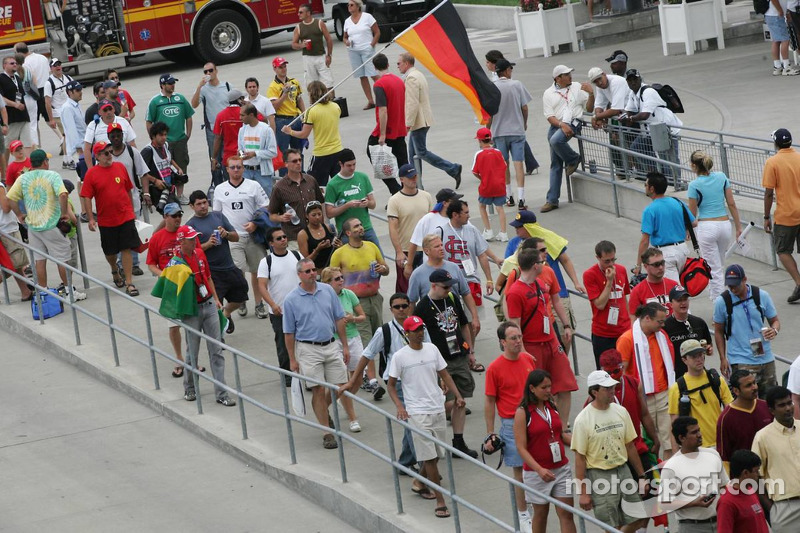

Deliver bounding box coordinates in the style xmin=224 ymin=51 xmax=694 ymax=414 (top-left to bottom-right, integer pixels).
xmin=412 ymin=486 xmax=437 ymax=500
xmin=172 ymin=367 xmax=184 ymax=378
xmin=434 ymin=506 xmax=450 ymax=518
xmin=112 ymin=270 xmax=125 ymax=288
xmin=363 ymin=102 xmax=376 ymax=110
xmin=322 ymin=434 xmax=338 ymax=449
xmin=469 ymin=361 xmax=486 ymax=373
xmin=125 ymin=284 xmax=140 ymax=297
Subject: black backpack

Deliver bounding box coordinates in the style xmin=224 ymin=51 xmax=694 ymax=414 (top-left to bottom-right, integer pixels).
xmin=265 ymin=250 xmax=302 ymax=278
xmin=677 ymin=368 xmax=723 ymax=416
xmin=379 ymin=322 xmax=393 ymax=379
xmin=642 ymin=84 xmax=685 ymax=114
xmin=721 ymin=286 xmax=765 ymax=340
xmin=754 ymin=0 xmax=769 ymax=14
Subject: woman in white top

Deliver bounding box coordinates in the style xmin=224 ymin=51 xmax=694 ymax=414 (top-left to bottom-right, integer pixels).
xmin=343 ymin=0 xmax=380 ymax=110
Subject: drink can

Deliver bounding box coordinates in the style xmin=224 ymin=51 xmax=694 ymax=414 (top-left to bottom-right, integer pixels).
xmin=213 ymin=229 xmax=221 ymax=245
xmin=589 ymin=160 xmax=597 ymax=174
xmin=369 ymin=260 xmax=379 ymax=279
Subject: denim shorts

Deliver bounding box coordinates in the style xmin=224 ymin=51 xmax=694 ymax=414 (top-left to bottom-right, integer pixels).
xmin=494 ymin=135 xmax=526 ymax=162
xmin=766 ymin=15 xmax=790 ymax=41
xmin=478 ymin=195 xmax=506 ymax=206
xmin=347 ymin=46 xmax=377 ymax=78
xmin=499 ymin=417 xmax=523 ymax=468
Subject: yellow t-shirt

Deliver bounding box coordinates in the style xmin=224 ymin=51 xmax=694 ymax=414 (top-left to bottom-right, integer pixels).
xmin=267 ymin=77 xmax=303 ymax=117
xmin=668 ymin=371 xmax=732 ymax=448
xmin=571 ymin=402 xmax=637 ymax=470
xmin=304 ymin=102 xmax=342 ymax=156
xmin=329 ymin=241 xmax=384 ymax=298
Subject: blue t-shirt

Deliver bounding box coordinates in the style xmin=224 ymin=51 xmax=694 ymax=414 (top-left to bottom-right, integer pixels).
xmin=186 ymin=212 xmax=237 ymax=271
xmin=641 ymin=197 xmax=694 ymax=246
xmin=687 ymin=172 xmax=729 ymax=219
xmin=283 ymin=283 xmax=345 ymax=341
xmin=505 ymin=236 xmax=522 ymax=258
xmin=712 ymin=285 xmax=777 ymax=365
xmin=407 ymin=261 xmax=470 ymax=303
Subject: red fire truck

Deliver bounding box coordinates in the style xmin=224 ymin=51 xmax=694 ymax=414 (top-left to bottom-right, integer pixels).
xmin=0 ymin=0 xmax=323 ymax=75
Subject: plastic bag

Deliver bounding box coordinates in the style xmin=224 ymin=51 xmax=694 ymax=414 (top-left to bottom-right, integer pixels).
xmin=368 ymin=144 xmax=399 ymax=180
xmin=291 ymin=376 xmax=306 ymax=417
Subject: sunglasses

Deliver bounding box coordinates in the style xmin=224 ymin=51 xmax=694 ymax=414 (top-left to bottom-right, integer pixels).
xmin=301 ymin=268 xmax=317 ymax=274
xmin=109 ymin=76 xmax=119 ymax=81
xmin=203 ymin=68 xmax=214 ymax=74
xmin=647 ymin=260 xmax=666 ymax=267
xmin=228 ymin=165 xmax=243 ymax=170
xmin=273 ymin=235 xmax=288 ymax=241
xmin=99 ymin=150 xmax=113 ymax=157
xmin=391 ymin=303 xmax=409 ymax=310
xmin=332 ymin=276 xmax=344 ymax=282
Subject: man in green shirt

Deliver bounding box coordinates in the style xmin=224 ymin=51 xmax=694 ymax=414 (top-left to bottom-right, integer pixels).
xmin=145 ymin=73 xmax=194 ymax=187
xmin=324 ymin=149 xmax=381 ymax=252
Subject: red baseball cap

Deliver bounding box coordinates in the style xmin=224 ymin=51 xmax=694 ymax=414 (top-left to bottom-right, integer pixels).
xmin=272 ymin=57 xmax=288 ymax=68
xmin=475 ymin=127 xmax=492 ymax=140
xmin=176 ymin=225 xmax=201 ymax=240
xmin=92 ymin=141 xmax=110 ymax=156
xmin=403 ymin=316 xmax=425 ymax=332
xmin=107 ymin=122 xmax=123 ymax=134
xmin=9 ymin=140 xmax=23 ymax=152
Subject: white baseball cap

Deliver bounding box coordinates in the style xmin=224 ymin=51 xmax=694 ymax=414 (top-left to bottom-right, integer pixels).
xmin=588 ymin=67 xmax=605 ymax=82
xmin=552 ymin=65 xmax=574 ymax=78
xmin=587 ymin=370 xmax=619 ymax=388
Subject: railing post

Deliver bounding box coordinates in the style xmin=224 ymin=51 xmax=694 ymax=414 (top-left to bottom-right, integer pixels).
xmin=189 ymin=346 xmax=204 ymax=415
xmin=2 ymin=264 xmax=10 ymax=305
xmin=607 ymin=143 xmax=621 ymax=218
xmin=330 ymin=391 xmax=348 ymax=483
xmin=232 ymin=351 xmax=248 ymax=440
xmin=74 ymin=221 xmax=90 ymax=290
xmin=718 ymin=132 xmax=731 ymax=179
xmin=445 ymin=451 xmax=461 ymax=533
xmin=104 ymin=287 xmax=120 ymax=366
xmin=385 ymin=417 xmax=404 ymax=515
xmin=570 ymin=332 xmax=579 ymax=376
xmin=144 ymin=308 xmax=160 ymax=390
xmin=29 ymin=248 xmax=45 ymax=325
xmin=279 ymin=379 xmax=298 ymax=465
xmin=67 ymin=270 xmax=81 ymax=345
xmin=508 ymin=482 xmax=520 ymax=533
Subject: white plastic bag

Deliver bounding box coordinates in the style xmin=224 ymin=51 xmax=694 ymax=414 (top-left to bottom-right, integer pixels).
xmin=291 ymin=376 xmax=306 ymax=417
xmin=368 ymin=144 xmax=399 ymax=180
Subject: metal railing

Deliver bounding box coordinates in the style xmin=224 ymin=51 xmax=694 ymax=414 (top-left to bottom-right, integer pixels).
xmin=0 ymin=231 xmax=620 ymax=533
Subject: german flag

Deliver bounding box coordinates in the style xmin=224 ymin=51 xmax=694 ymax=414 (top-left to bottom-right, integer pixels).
xmin=395 ymin=1 xmax=500 ymax=124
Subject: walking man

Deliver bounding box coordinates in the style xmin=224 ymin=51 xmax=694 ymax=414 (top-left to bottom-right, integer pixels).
xmin=59 ymin=80 xmax=85 ymax=177
xmin=268 ymin=57 xmax=305 ymax=161
xmin=191 ymin=62 xmax=231 ymax=159
xmin=388 ymin=163 xmax=432 ymax=292
xmin=268 ymin=148 xmax=325 ymax=243
xmin=367 ymin=53 xmax=408 ymax=196
xmin=292 ymin=3 xmax=334 ymax=88
xmin=627 ymin=247 xmax=678 ymax=317
xmin=716 ymin=369 xmax=773 ymax=467
xmin=324 ymin=149 xmax=380 ymax=249
xmin=238 ymin=103 xmax=278 ymax=197
xmin=211 ymin=88 xmax=247 ymax=179
xmin=43 ymin=58 xmax=73 ymax=167
xmin=0 ymin=56 xmax=32 ymax=150
xmin=662 ymin=285 xmax=713 ymax=379
xmin=145 ymin=74 xmax=194 ymax=181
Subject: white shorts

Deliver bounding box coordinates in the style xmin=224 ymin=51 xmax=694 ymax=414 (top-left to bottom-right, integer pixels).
xmin=28 ymin=226 xmax=71 ymax=263
xmin=523 ymin=463 xmax=573 ymax=505
xmin=339 ymin=335 xmax=364 ymax=372
xmin=409 ymin=411 xmax=447 ymax=462
xmin=303 ymin=54 xmax=334 ymax=88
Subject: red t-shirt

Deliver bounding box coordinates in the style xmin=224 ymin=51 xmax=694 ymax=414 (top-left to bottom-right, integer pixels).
xmin=627 ymin=278 xmax=677 ymax=316
xmin=716 ymin=400 xmax=773 ymax=462
xmin=371 ymin=73 xmax=406 ymax=139
xmin=583 ymin=263 xmax=631 ymax=337
xmin=5 ymin=158 xmax=31 ymax=187
xmin=506 ymin=273 xmax=560 ymax=344
xmin=213 ymin=106 xmax=244 ymax=165
xmin=485 ymin=353 xmax=536 ymax=419
xmin=472 ymin=147 xmax=507 ymax=198
xmin=79 ymin=161 xmax=134 ymax=227
xmin=522 ymin=403 xmax=569 ymax=471
xmin=717 ymin=485 xmax=769 ymax=533
xmin=147 ymin=228 xmax=180 ymax=269
xmin=506 ymin=266 xmax=560 ymax=323
xmin=114 ymin=90 xmax=136 ymax=119
xmin=179 ymin=248 xmax=213 ymax=303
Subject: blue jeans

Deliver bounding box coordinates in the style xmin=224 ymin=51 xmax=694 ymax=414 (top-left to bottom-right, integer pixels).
xmin=630 ymin=133 xmax=681 ymax=184
xmin=341 ymin=227 xmax=384 ymax=256
xmin=116 ymin=250 xmax=139 ymax=270
xmin=408 ymin=127 xmax=459 ymax=177
xmin=395 ymin=382 xmax=417 ymax=467
xmin=274 ymin=115 xmax=304 ymax=161
xmin=205 ymin=127 xmax=217 ymax=160
xmin=243 ymin=167 xmax=275 ymax=198
xmin=546 ymin=124 xmax=581 ymax=206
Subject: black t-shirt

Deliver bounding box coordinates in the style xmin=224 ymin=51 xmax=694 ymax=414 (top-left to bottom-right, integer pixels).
xmin=662 ymin=313 xmax=712 ymax=378
xmin=0 ymin=73 xmax=29 ymax=124
xmin=415 ymin=294 xmax=468 ymax=361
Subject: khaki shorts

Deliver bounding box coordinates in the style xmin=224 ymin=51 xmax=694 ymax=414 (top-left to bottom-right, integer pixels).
xmin=646 ymin=390 xmax=672 ymax=452
xmin=296 ymin=340 xmax=348 ymax=386
xmin=445 ymin=354 xmax=475 ymax=401
xmin=230 ymin=236 xmax=266 ymax=273
xmin=409 ymin=411 xmax=447 ymax=462
xmin=28 ymin=226 xmax=71 ymax=263
xmin=523 ymin=463 xmax=573 ymax=505
xmin=5 ymin=122 xmax=32 ymax=146
xmin=555 ymin=295 xmax=577 ymax=330
xmin=585 ymin=464 xmax=643 ymax=528
xmin=0 ymin=231 xmax=29 ymax=271
xmin=303 ymin=54 xmax=334 ymax=88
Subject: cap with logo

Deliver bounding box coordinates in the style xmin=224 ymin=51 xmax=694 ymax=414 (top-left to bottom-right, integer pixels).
xmin=429 ymin=268 xmax=457 ymax=286
xmin=588 ymin=67 xmax=605 ymax=82
xmin=680 ymin=339 xmax=705 ymax=358
xmin=177 ymin=225 xmax=201 ymax=240
xmin=272 ymin=57 xmax=289 ymax=68
xmin=92 ymin=141 xmax=110 ymax=156
xmin=605 ymin=50 xmax=628 ymax=63
xmin=50 ymin=58 xmax=62 ymax=66
xmin=724 ymin=264 xmax=746 ymax=285
xmin=227 ymin=88 xmax=245 ymax=103
xmin=625 ymin=68 xmax=641 ymax=79
xmin=495 ymin=58 xmax=515 ymax=72
xmin=435 ymin=188 xmax=464 ymax=203
xmin=475 ymin=127 xmax=492 ymax=140
xmin=398 ymin=163 xmax=418 ymax=178
xmin=669 ymin=285 xmax=690 ymax=301
xmin=552 ymin=65 xmax=574 ymax=78
xmin=98 ymin=99 xmax=115 ymax=111
xmin=773 ymin=128 xmax=792 ymax=147
xmin=107 ymin=122 xmax=124 ymax=134
xmin=509 ymin=210 xmax=537 ymax=227
xmin=101 ymin=80 xmax=119 ymax=89
xmin=65 ymin=80 xmax=83 ymax=92
xmin=587 ymin=370 xmax=619 ymax=388
xmin=163 ymin=203 xmax=183 ymax=216
xmin=159 ymin=73 xmax=178 ymax=85
xmin=29 ymin=149 xmax=51 ymax=167
xmin=9 ymin=140 xmax=23 ymax=152
xmin=403 ymin=315 xmax=425 ymax=332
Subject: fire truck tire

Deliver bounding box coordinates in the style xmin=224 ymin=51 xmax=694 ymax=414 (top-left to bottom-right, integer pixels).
xmin=333 ymin=11 xmax=346 ymax=41
xmin=195 ymin=9 xmax=253 ymax=64
xmin=374 ymin=11 xmax=392 ymax=43
xmin=160 ymin=47 xmax=196 ymax=64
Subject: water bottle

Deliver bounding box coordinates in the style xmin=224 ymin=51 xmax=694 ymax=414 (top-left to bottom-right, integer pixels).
xmin=285 ymin=203 xmax=300 ymax=225
xmin=679 ymin=393 xmax=691 ymax=416
xmin=579 ymin=39 xmax=585 ymax=52
xmin=207 ymin=182 xmax=215 ymax=205
xmin=589 ymin=160 xmax=597 ymax=174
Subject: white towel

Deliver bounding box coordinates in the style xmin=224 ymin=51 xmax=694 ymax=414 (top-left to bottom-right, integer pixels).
xmin=632 ymin=319 xmax=675 ymax=395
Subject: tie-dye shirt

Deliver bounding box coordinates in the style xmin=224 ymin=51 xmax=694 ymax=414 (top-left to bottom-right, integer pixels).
xmin=6 ymin=169 xmax=67 ymax=232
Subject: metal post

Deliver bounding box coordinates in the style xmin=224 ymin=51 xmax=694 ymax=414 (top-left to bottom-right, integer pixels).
xmin=446 ymin=451 xmax=461 ymax=533
xmin=279 ymin=380 xmax=297 ymax=465
xmin=67 ymin=270 xmax=81 ymax=345
xmin=508 ymin=482 xmax=520 ymax=532
xmin=189 ymin=347 xmax=203 ymax=415
xmin=104 ymin=287 xmax=120 ymax=365
xmin=718 ymin=132 xmax=731 ymax=179
xmin=144 ymin=309 xmax=160 ymax=390
xmin=74 ymin=221 xmax=90 ymax=290
xmin=2 ymin=266 xmax=10 ymax=305
xmin=232 ymin=352 xmax=248 ymax=440
xmin=570 ymin=333 xmax=579 ymax=376
xmin=30 ymin=248 xmax=44 ymax=325
xmin=385 ymin=417 xmax=404 ymax=515
xmin=330 ymin=391 xmax=348 ymax=483
xmin=608 ymin=150 xmax=621 ymax=218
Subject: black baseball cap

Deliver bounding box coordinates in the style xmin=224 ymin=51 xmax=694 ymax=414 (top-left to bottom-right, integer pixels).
xmin=429 ymin=269 xmax=457 ymax=286
xmin=495 ymin=58 xmax=516 ymax=72
xmin=435 ymin=188 xmax=463 ymax=203
xmin=605 ymin=50 xmax=628 ymax=63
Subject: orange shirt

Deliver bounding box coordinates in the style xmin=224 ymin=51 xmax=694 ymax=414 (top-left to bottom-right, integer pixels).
xmin=762 ymin=147 xmax=800 ymax=226
xmin=616 ymin=329 xmax=672 ymax=393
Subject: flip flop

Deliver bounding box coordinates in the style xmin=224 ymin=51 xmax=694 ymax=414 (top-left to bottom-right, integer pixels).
xmin=469 ymin=361 xmax=486 ymax=372
xmin=412 ymin=487 xmax=437 ymax=500
xmin=434 ymin=506 xmax=450 ymax=518
xmin=363 ymin=102 xmax=376 ymax=110
xmin=172 ymin=367 xmax=183 ymax=378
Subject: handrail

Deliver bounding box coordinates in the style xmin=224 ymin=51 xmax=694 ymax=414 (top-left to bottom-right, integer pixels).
xmin=0 ymin=230 xmax=621 ymax=533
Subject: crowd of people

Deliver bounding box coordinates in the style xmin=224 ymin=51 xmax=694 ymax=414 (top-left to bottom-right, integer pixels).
xmin=3 ymin=16 xmax=800 ymax=533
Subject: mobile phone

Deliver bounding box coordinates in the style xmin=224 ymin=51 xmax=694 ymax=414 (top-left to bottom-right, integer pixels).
xmin=702 ymin=494 xmax=715 ymax=503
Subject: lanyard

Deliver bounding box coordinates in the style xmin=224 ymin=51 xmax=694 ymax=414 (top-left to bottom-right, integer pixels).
xmin=536 ymin=405 xmax=556 ymax=440
xmin=391 ymin=321 xmax=408 ymax=346
xmin=554 ymin=84 xmax=571 ymax=104
xmin=739 ymin=287 xmax=758 ymax=334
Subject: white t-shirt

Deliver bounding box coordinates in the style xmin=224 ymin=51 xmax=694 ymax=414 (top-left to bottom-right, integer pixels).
xmin=439 ymin=221 xmax=489 ymax=284
xmin=409 ymin=211 xmax=449 ymax=262
xmin=387 ymin=342 xmax=447 ymax=415
xmin=344 ymin=12 xmax=377 ymax=50
xmin=239 ymin=121 xmax=274 ymax=168
xmin=766 ymin=0 xmax=788 ymax=16
xmin=594 ymin=74 xmax=631 ymax=111
xmin=0 ymin=184 xmax=19 ymax=234
xmin=542 ymin=81 xmax=589 ymax=123
xmin=787 ymin=355 xmax=800 ymax=394
xmin=257 ymin=251 xmax=300 ymax=311
xmin=112 ymin=145 xmax=148 ymax=214
xmin=44 ymin=73 xmax=74 ymax=117
xmin=658 ymin=448 xmax=728 ymax=521
xmin=626 ymin=86 xmax=683 ymax=134
xmin=212 ymin=178 xmax=270 ymax=233
xmin=24 ymin=53 xmax=50 ymax=89
xmin=246 ymin=94 xmax=276 ymax=119
xmin=84 ymin=116 xmax=137 ymax=146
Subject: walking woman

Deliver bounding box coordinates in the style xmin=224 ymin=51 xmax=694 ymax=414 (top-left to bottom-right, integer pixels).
xmin=343 ymin=0 xmax=380 ymax=110
xmin=282 ymin=80 xmax=343 ymax=187
xmin=297 ymin=201 xmax=340 ymax=270
xmin=687 ymin=150 xmax=742 ymax=300
xmin=321 ymin=266 xmax=364 ymax=432
xmin=514 ymin=370 xmax=576 ymax=533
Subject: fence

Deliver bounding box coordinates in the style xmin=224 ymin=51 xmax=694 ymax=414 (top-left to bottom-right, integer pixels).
xmin=0 ymin=231 xmax=621 ymax=533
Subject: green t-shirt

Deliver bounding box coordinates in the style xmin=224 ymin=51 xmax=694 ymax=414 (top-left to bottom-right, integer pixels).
xmin=336 ymin=288 xmax=360 ymax=339
xmin=146 ymin=93 xmax=195 ymax=142
xmin=6 ymin=169 xmax=67 ymax=232
xmin=324 ymin=171 xmax=373 ymax=232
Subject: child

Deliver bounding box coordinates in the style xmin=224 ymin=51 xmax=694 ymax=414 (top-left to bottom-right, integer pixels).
xmin=5 ymin=140 xmax=31 ymax=188
xmin=472 ymin=127 xmax=508 ymax=242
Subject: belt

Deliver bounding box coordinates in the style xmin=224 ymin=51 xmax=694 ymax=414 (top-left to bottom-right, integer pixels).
xmin=244 ymin=165 xmax=259 ymax=170
xmin=678 ymin=517 xmax=717 ymax=524
xmin=654 ymin=241 xmax=684 ymax=248
xmin=298 ymin=338 xmax=336 ymax=346
xmin=276 ymin=114 xmax=298 ymax=119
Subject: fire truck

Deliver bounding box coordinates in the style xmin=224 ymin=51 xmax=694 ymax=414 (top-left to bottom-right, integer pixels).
xmin=0 ymin=0 xmax=324 ymax=75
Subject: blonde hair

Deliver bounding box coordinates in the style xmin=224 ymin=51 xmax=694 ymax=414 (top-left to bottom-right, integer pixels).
xmin=422 ymin=234 xmax=442 ymax=251
xmin=307 ymin=81 xmax=332 ymax=104
xmin=690 ymin=150 xmax=713 ymax=174
xmin=320 ymin=266 xmax=342 ymax=284
xmin=350 ymin=0 xmax=363 ymax=10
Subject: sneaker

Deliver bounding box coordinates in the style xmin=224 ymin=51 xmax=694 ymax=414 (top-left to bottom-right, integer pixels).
xmin=349 ymin=420 xmax=362 ymax=433
xmin=62 ymin=161 xmax=76 ymax=170
xmin=519 ymin=512 xmax=532 ymax=532
xmin=237 ymin=302 xmax=248 ymax=317
xmin=72 ymin=287 xmax=87 ymax=301
xmin=505 ymin=195 xmax=515 ymax=207
xmin=452 ymin=163 xmax=462 ymax=189
xmin=784 ymin=67 xmax=800 ymax=76
xmin=540 ymin=202 xmax=558 ymax=213
xmin=225 ymin=315 xmax=235 ymax=334
xmin=178 ymin=194 xmax=190 ymax=205
xmin=217 ymin=396 xmax=236 ymax=407
xmin=452 ymin=438 xmax=478 ymax=459
xmin=482 ymin=229 xmax=494 ymax=241
xmin=518 ymin=199 xmax=527 ymax=210
xmin=360 ymin=375 xmax=370 ymax=391
xmin=79 ymin=213 xmax=89 ymax=223
xmin=788 ymin=285 xmax=800 ymax=303
xmin=565 ymin=160 xmax=580 ymax=176
xmin=364 ymin=381 xmax=378 ymax=394
xmin=773 ymin=66 xmax=783 ymax=76
xmin=132 ymin=265 xmax=144 ymax=276
xmin=373 ymin=385 xmax=386 ymax=401
xmin=255 ymin=303 xmax=268 ymax=319
xmin=184 ymin=391 xmax=196 ymax=401
xmin=496 ymin=232 xmax=509 ymax=242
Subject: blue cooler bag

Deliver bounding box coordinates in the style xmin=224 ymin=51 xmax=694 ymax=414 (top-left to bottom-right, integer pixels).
xmin=31 ymin=289 xmax=64 ymax=320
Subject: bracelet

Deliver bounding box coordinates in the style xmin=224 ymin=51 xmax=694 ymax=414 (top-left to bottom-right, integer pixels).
xmin=143 ymin=193 xmax=151 ymax=196
xmin=764 ymin=215 xmax=771 ymax=220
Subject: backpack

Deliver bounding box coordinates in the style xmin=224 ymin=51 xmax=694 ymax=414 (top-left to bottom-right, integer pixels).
xmin=721 ymin=286 xmax=765 ymax=340
xmin=378 ymin=322 xmax=392 ymax=379
xmin=48 ymin=73 xmax=74 ymax=97
xmin=754 ymin=0 xmax=769 ymax=14
xmin=677 ymin=368 xmax=722 ymax=416
xmin=265 ymin=250 xmax=302 ymax=278
xmin=642 ymin=84 xmax=684 ymax=114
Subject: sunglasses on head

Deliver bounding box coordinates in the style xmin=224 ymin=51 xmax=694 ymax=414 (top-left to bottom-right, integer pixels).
xmin=391 ymin=303 xmax=409 ymax=310
xmin=306 ymin=200 xmax=321 ymax=209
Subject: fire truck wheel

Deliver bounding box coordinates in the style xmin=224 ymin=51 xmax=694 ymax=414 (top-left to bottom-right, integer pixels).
xmin=374 ymin=11 xmax=392 ymax=44
xmin=333 ymin=11 xmax=346 ymax=41
xmin=195 ymin=9 xmax=253 ymax=64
